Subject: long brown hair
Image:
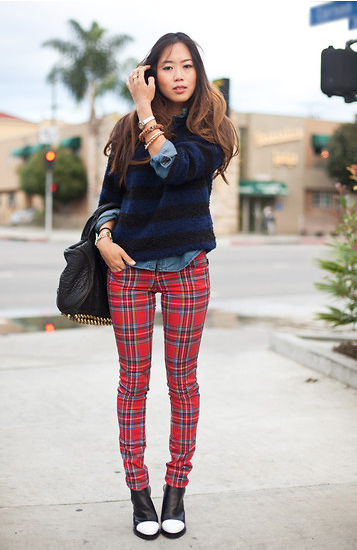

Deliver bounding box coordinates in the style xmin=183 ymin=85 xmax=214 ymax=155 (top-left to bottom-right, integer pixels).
xmin=104 ymin=32 xmax=239 ymax=184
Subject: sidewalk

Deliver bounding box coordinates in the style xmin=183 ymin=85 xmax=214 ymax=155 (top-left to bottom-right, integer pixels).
xmin=0 ymin=225 xmax=81 ymax=244
xmin=0 ymin=224 xmax=330 ymax=245
xmin=1 ymin=323 xmax=357 ymax=549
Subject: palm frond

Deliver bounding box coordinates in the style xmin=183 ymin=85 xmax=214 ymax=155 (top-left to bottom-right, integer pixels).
xmin=42 ymin=19 xmax=135 ymax=120
xmin=42 ymin=38 xmax=77 ymax=56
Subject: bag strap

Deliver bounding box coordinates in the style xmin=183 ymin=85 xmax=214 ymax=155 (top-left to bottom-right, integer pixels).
xmin=81 ymin=202 xmax=120 ymax=242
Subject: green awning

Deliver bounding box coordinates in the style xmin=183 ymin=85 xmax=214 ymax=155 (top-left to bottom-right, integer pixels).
xmin=12 ymin=144 xmax=45 ymax=157
xmin=312 ymin=134 xmax=330 ymax=149
xmin=60 ymin=136 xmax=81 ymax=150
xmin=239 ymin=180 xmax=289 ymax=196
xmin=28 ymin=144 xmax=45 ymax=154
xmin=12 ymin=146 xmax=30 ymax=158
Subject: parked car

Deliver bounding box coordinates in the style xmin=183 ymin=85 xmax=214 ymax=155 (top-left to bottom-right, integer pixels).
xmin=10 ymin=208 xmax=37 ymax=225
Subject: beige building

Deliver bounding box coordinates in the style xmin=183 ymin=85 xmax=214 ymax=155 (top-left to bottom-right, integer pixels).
xmin=0 ymin=113 xmax=39 ymax=222
xmin=0 ymin=112 xmax=119 ymax=227
xmin=235 ymin=112 xmax=341 ymax=235
xmin=0 ymin=109 xmax=342 ymax=235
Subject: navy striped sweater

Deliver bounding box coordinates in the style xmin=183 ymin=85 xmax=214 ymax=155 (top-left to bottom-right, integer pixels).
xmin=98 ymin=116 xmax=224 ymax=261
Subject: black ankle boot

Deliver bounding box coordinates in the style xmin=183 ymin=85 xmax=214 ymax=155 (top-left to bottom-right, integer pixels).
xmin=130 ymin=486 xmax=160 ymax=540
xmin=161 ymin=484 xmax=186 ymax=538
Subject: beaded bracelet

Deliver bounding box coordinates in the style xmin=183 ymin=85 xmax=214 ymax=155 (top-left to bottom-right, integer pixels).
xmin=139 ymin=124 xmax=164 ymax=142
xmin=144 ymin=131 xmax=165 ymax=150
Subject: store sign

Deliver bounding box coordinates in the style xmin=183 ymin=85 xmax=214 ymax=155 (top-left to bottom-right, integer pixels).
xmin=239 ymin=180 xmax=289 ymax=196
xmin=254 ymin=128 xmax=304 ymax=148
xmin=272 ymin=151 xmax=299 ymax=167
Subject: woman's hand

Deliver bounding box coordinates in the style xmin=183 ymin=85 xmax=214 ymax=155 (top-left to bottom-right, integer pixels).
xmin=96 ymin=238 xmax=136 ymax=272
xmin=126 ymin=65 xmax=156 ymax=112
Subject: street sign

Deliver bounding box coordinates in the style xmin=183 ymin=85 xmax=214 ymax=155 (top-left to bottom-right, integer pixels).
xmin=38 ymin=125 xmax=59 ymax=146
xmin=310 ymin=1 xmax=357 ymax=27
xmin=349 ymin=14 xmax=357 ymax=29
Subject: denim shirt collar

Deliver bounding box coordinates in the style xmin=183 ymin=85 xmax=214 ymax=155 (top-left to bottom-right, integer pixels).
xmin=173 ymin=108 xmax=188 ymax=119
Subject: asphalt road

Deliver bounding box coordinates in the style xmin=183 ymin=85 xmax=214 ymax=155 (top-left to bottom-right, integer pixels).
xmin=209 ymin=243 xmax=325 ymax=298
xmin=0 ymin=239 xmax=327 ymax=319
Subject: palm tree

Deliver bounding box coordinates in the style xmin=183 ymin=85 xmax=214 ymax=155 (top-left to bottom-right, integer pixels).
xmin=42 ymin=19 xmax=135 ymax=210
xmin=43 ymin=19 xmax=134 ymax=130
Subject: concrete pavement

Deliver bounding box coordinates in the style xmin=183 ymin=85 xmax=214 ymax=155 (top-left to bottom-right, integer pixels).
xmin=1 ymin=225 xmax=357 ymax=548
xmin=1 ymin=320 xmax=357 ymax=549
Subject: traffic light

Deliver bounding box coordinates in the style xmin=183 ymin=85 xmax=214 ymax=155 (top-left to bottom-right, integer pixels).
xmin=45 ymin=149 xmax=56 ymax=171
xmin=321 ymin=42 xmax=357 ymax=103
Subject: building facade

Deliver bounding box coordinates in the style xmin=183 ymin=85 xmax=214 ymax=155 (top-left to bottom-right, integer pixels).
xmin=0 ymin=110 xmax=343 ymax=235
xmin=235 ymin=112 xmax=341 ymax=235
xmin=0 ymin=112 xmax=119 ymax=227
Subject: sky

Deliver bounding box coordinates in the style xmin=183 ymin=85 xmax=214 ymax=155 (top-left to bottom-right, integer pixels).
xmin=1 ymin=0 xmax=357 ymax=125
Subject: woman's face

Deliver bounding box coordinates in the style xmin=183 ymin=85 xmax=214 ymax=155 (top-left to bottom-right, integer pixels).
xmin=156 ymin=42 xmax=197 ymax=115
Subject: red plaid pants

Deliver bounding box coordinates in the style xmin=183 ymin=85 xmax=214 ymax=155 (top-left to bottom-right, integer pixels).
xmin=107 ymin=251 xmax=210 ymax=490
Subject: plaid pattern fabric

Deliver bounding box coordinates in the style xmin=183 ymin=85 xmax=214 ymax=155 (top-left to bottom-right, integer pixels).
xmin=107 ymin=251 xmax=210 ymax=490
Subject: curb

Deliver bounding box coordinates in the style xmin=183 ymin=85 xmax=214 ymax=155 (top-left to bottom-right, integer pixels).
xmin=0 ymin=229 xmax=80 ymax=244
xmin=270 ymin=331 xmax=357 ymax=389
xmin=0 ymin=234 xmax=48 ymax=243
xmin=0 ymin=228 xmax=329 ymax=246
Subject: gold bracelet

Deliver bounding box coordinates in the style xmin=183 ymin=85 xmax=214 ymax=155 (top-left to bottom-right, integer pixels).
xmin=144 ymin=131 xmax=165 ymax=150
xmin=139 ymin=124 xmax=164 ymax=142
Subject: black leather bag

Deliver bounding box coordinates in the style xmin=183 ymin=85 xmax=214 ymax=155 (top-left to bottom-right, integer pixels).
xmin=56 ymin=203 xmax=119 ymax=325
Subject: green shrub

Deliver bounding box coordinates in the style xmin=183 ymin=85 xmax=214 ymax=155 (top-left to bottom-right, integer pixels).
xmin=18 ymin=147 xmax=87 ymax=204
xmin=315 ymin=177 xmax=357 ymax=328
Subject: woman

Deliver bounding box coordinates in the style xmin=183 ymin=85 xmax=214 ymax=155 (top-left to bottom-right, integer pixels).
xmin=95 ymin=32 xmax=239 ymax=540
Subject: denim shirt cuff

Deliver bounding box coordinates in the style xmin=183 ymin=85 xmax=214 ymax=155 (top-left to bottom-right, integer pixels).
xmin=150 ymin=140 xmax=177 ymax=179
xmin=95 ymin=208 xmax=120 ymax=233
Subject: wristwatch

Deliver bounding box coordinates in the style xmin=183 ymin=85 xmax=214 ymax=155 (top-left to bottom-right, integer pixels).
xmin=138 ymin=115 xmax=155 ymax=130
xmin=95 ymin=229 xmax=113 ymax=246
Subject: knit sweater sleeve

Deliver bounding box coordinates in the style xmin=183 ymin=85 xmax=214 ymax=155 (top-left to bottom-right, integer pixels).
xmin=98 ymin=160 xmax=125 ymax=207
xmin=163 ymin=135 xmax=224 ymax=186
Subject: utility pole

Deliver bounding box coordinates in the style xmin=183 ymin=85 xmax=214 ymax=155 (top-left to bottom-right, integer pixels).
xmin=40 ymin=78 xmax=59 ymax=240
xmin=45 ymin=150 xmax=56 ymax=239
